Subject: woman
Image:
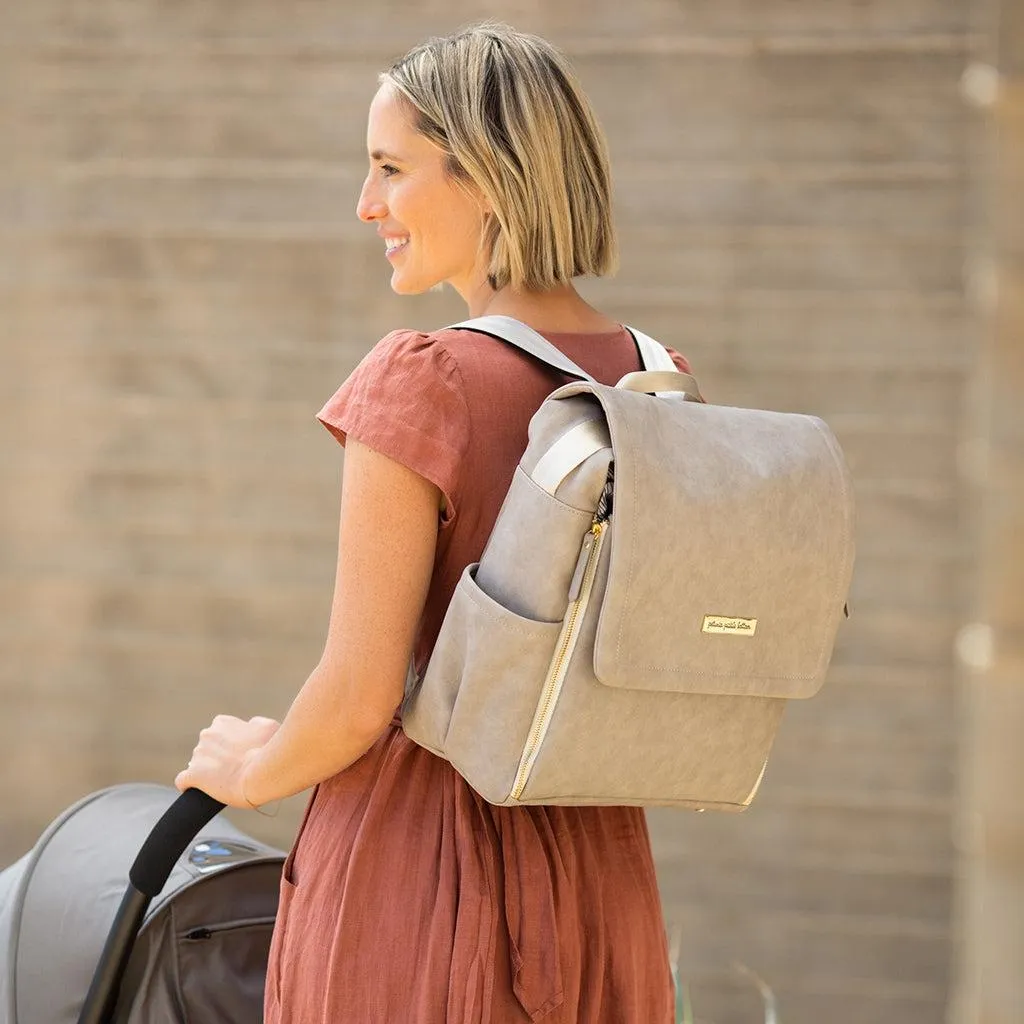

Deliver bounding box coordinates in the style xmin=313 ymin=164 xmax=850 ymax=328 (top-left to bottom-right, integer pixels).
xmin=176 ymin=22 xmax=691 ymax=1023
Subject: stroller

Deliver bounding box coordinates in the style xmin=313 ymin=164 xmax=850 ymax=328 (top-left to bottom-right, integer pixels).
xmin=0 ymin=783 xmax=285 ymax=1024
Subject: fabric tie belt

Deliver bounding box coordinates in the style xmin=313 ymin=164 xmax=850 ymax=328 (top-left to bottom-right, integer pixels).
xmin=493 ymin=807 xmax=566 ymax=1021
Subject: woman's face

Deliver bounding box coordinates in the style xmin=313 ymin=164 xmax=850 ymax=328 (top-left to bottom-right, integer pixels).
xmin=357 ymin=84 xmax=490 ymax=300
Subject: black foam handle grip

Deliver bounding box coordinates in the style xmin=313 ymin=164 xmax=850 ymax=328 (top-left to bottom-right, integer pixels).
xmin=128 ymin=788 xmax=225 ymax=897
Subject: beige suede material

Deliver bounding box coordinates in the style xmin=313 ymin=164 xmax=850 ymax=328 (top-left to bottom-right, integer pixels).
xmin=556 ymin=382 xmax=857 ymax=699
xmin=402 ymin=368 xmax=855 ymax=810
xmin=405 ymin=563 xmax=563 ymax=803
xmin=476 ymin=393 xmax=613 ymax=623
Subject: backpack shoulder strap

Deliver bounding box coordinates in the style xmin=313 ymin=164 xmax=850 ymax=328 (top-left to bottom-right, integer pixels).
xmin=449 ymin=315 xmax=597 ymax=382
xmin=449 ymin=315 xmax=678 ymax=380
xmin=625 ymin=327 xmax=678 ymax=372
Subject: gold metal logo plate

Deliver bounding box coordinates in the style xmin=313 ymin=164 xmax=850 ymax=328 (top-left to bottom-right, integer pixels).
xmin=702 ymin=615 xmax=758 ymax=636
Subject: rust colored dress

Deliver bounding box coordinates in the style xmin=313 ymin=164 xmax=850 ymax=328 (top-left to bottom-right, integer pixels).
xmin=263 ymin=324 xmax=692 ymax=1024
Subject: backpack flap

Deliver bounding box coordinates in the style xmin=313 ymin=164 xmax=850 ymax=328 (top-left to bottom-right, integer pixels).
xmin=557 ymin=383 xmax=856 ymax=700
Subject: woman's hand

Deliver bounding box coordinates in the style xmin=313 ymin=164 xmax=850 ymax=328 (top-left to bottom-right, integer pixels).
xmin=174 ymin=715 xmax=281 ymax=808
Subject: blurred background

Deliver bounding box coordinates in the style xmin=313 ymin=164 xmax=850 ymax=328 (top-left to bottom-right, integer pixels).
xmin=1 ymin=2 xmax=1020 ymax=1022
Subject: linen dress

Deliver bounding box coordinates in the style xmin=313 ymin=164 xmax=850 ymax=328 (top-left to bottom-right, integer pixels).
xmin=263 ymin=323 xmax=693 ymax=1024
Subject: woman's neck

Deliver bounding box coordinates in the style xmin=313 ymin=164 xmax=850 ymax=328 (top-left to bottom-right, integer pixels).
xmin=462 ymin=282 xmax=620 ymax=334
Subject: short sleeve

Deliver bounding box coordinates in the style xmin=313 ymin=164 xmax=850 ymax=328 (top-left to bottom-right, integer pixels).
xmin=317 ymin=330 xmax=470 ymax=530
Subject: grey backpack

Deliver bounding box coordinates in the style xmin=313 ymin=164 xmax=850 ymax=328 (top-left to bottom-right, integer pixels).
xmin=402 ymin=315 xmax=855 ymax=811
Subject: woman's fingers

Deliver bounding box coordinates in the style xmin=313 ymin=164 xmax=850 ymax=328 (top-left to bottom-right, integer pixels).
xmin=172 ymin=714 xmax=280 ymax=801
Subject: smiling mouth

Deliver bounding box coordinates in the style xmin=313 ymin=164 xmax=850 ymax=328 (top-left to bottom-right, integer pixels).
xmin=385 ymin=238 xmax=409 ymax=259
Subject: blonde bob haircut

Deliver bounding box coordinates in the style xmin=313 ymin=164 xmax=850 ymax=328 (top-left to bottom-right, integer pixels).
xmin=380 ymin=22 xmax=619 ymax=292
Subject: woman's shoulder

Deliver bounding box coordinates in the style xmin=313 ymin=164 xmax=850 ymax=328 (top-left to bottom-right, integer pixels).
xmin=367 ymin=326 xmax=458 ymax=357
xmin=353 ymin=327 xmax=467 ymax=387
xmin=367 ymin=323 xmax=693 ymax=386
xmin=370 ymin=324 xmax=488 ymax=362
xmin=379 ymin=325 xmax=488 ymax=354
xmin=367 ymin=324 xmax=514 ymax=379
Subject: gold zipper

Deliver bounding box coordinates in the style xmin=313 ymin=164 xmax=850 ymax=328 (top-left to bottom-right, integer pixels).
xmin=510 ymin=518 xmax=608 ymax=801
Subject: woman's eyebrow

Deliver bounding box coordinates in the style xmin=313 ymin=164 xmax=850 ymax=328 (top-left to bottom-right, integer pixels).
xmin=370 ymin=149 xmax=403 ymax=162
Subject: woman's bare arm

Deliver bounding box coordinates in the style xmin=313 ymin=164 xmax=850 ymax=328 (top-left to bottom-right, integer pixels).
xmin=177 ymin=437 xmax=441 ymax=807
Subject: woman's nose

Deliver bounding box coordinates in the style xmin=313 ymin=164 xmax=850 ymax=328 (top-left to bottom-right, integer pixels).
xmin=356 ymin=178 xmax=387 ymax=222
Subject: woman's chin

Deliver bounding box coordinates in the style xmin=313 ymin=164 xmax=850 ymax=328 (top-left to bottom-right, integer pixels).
xmin=390 ymin=273 xmax=443 ymax=296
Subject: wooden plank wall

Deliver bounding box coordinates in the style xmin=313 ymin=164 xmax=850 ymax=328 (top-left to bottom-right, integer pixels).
xmin=951 ymin=2 xmax=1024 ymax=1022
xmin=0 ymin=3 xmax=973 ymax=1021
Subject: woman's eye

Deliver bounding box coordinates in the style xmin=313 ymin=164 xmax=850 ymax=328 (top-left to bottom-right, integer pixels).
xmin=380 ymin=164 xmax=399 ymax=178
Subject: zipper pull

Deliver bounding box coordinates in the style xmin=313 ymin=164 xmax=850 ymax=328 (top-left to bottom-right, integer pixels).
xmin=567 ymin=524 xmax=603 ymax=604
